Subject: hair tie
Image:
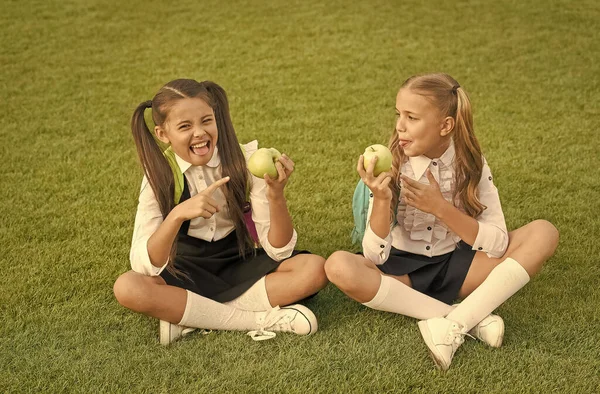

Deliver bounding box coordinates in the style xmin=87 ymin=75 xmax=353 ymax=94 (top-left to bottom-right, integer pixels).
xmin=147 ymin=100 xmax=153 ymax=108
xmin=452 ymin=85 xmax=460 ymax=95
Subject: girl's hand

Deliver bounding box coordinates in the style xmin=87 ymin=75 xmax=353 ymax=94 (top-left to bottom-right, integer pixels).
xmin=400 ymin=170 xmax=448 ymax=216
xmin=175 ymin=176 xmax=230 ymax=221
xmin=264 ymin=154 xmax=294 ymax=201
xmin=357 ymin=155 xmax=392 ymax=201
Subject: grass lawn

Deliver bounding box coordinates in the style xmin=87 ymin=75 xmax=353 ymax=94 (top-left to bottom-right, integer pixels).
xmin=1 ymin=0 xmax=599 ymax=392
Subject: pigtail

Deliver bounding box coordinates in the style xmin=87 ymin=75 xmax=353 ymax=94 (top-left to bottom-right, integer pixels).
xmin=203 ymin=82 xmax=255 ymax=257
xmin=131 ymin=99 xmax=180 ymax=275
xmin=452 ymin=87 xmax=485 ymax=217
xmin=388 ymin=129 xmax=405 ymax=218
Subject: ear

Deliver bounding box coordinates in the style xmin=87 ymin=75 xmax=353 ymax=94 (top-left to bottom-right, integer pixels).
xmin=154 ymin=125 xmax=170 ymax=144
xmin=440 ymin=116 xmax=455 ymax=137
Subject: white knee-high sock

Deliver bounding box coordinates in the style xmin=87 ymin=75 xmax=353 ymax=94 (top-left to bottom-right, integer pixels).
xmin=362 ymin=275 xmax=452 ymax=319
xmin=179 ymin=290 xmax=260 ymax=331
xmin=446 ymin=258 xmax=530 ymax=331
xmin=223 ymin=277 xmax=272 ymax=311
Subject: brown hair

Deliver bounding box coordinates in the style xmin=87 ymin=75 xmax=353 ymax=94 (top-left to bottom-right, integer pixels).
xmin=389 ymin=73 xmax=485 ymax=218
xmin=131 ymin=79 xmax=254 ymax=275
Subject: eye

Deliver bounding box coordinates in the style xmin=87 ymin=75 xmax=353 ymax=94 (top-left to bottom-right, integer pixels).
xmin=408 ymin=115 xmax=417 ymax=121
xmin=178 ymin=124 xmax=190 ymax=130
xmin=202 ymin=117 xmax=213 ymax=124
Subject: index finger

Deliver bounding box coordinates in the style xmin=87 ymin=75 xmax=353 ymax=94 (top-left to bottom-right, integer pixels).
xmin=202 ymin=176 xmax=230 ymax=195
xmin=400 ymin=174 xmax=423 ymax=190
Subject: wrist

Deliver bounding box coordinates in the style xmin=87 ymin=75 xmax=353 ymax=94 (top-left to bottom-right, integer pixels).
xmin=168 ymin=204 xmax=188 ymax=223
xmin=267 ymin=190 xmax=286 ymax=203
xmin=435 ymin=200 xmax=453 ymax=220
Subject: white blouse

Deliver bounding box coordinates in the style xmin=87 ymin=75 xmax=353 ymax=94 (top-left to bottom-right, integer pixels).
xmin=362 ymin=143 xmax=508 ymax=265
xmin=129 ymin=140 xmax=297 ymax=276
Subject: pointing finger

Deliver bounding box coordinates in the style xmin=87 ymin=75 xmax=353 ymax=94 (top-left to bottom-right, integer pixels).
xmin=203 ymin=176 xmax=230 ymax=195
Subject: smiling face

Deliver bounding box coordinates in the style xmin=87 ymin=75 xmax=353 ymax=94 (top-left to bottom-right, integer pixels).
xmin=394 ymin=88 xmax=454 ymax=159
xmin=154 ymin=97 xmax=218 ymax=166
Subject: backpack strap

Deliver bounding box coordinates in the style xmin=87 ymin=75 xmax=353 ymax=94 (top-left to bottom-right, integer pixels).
xmin=163 ymin=146 xmax=184 ymax=204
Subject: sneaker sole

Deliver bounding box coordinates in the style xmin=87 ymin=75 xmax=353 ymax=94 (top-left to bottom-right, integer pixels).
xmin=159 ymin=320 xmax=171 ymax=346
xmin=281 ymin=304 xmax=318 ymax=335
xmin=417 ymin=321 xmax=449 ymax=371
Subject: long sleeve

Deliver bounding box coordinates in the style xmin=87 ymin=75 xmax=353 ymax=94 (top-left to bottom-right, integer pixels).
xmin=129 ymin=177 xmax=169 ymax=276
xmin=470 ymin=161 xmax=509 ymax=258
xmin=244 ymin=141 xmax=297 ymax=261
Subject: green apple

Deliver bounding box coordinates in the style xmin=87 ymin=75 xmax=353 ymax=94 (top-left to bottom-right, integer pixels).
xmin=363 ymin=144 xmax=393 ymax=176
xmin=247 ymin=148 xmax=282 ymax=178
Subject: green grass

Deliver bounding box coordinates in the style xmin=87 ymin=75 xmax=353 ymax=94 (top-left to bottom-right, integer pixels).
xmin=1 ymin=0 xmax=599 ymax=392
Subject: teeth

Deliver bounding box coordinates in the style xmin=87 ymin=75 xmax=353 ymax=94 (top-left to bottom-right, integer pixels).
xmin=191 ymin=141 xmax=208 ymax=149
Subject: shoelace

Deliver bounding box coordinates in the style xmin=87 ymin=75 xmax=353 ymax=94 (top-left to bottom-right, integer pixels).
xmin=446 ymin=322 xmax=475 ymax=346
xmin=247 ymin=306 xmax=294 ymax=341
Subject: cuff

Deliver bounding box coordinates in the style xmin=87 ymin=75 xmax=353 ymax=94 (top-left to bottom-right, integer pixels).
xmin=472 ymin=221 xmax=509 ymax=258
xmin=362 ymin=223 xmax=392 ymax=265
xmin=262 ymin=229 xmax=298 ymax=262
xmin=130 ymin=239 xmax=169 ymax=276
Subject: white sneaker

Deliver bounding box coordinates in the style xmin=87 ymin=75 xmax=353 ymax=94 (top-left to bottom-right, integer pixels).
xmin=159 ymin=320 xmax=197 ymax=346
xmin=418 ymin=317 xmax=470 ymax=371
xmin=470 ymin=314 xmax=504 ymax=348
xmin=248 ymin=305 xmax=318 ymax=341
xmin=452 ymin=305 xmax=505 ymax=348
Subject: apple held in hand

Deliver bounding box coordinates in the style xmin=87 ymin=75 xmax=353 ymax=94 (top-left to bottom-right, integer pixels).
xmin=363 ymin=144 xmax=393 ymax=176
xmin=247 ymin=148 xmax=282 ymax=178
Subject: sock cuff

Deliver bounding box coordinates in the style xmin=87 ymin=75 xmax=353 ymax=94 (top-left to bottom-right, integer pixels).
xmin=178 ymin=290 xmax=195 ymax=326
xmin=363 ymin=274 xmax=391 ymax=308
xmin=500 ymin=257 xmax=531 ymax=286
xmin=257 ymin=276 xmax=273 ymax=309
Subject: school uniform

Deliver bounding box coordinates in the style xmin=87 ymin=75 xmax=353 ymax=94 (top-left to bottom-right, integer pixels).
xmin=130 ymin=140 xmax=306 ymax=303
xmin=362 ymin=143 xmax=509 ymax=303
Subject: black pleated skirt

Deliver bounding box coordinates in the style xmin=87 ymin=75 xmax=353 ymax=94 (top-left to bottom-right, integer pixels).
xmin=376 ymin=241 xmax=476 ymax=304
xmin=160 ymin=231 xmax=308 ymax=303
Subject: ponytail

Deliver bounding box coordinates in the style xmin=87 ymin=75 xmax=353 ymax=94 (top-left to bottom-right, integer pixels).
xmin=131 ymin=99 xmax=179 ymax=274
xmin=452 ymin=87 xmax=485 ymax=217
xmin=204 ymin=82 xmax=255 ymax=256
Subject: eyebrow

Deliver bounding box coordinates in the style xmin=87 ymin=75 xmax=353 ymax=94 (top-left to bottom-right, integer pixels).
xmin=395 ymin=108 xmax=420 ymax=115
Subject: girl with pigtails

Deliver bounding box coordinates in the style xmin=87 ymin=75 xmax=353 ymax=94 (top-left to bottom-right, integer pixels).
xmin=113 ymin=79 xmax=327 ymax=344
xmin=325 ymin=73 xmax=559 ymax=370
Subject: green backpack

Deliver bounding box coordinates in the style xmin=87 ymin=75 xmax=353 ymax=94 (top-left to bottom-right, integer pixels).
xmin=351 ymin=180 xmax=371 ymax=246
xmin=351 ymin=180 xmax=398 ymax=248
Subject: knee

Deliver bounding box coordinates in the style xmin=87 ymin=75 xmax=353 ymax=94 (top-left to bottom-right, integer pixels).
xmin=113 ymin=272 xmax=153 ymax=313
xmin=301 ymin=255 xmax=328 ymax=290
xmin=532 ymin=219 xmax=560 ymax=253
xmin=324 ymin=251 xmax=355 ymax=286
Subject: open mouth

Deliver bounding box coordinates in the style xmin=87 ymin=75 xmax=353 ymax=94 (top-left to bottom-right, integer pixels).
xmin=399 ymin=140 xmax=412 ymax=149
xmin=190 ymin=140 xmax=210 ymax=156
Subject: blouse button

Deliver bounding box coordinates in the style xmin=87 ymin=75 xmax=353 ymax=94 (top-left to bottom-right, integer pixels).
xmin=370 ymin=193 xmax=373 ymax=198
xmin=380 ymin=245 xmax=385 ymax=249
xmin=427 ymin=226 xmax=432 ymax=231
xmin=432 ymin=161 xmax=437 ymax=166
xmin=478 ymin=247 xmax=483 ymax=250
xmin=488 ymin=176 xmax=492 ymax=181
xmin=426 ymin=245 xmax=431 ymax=250
xmin=210 ymin=227 xmax=214 ymax=231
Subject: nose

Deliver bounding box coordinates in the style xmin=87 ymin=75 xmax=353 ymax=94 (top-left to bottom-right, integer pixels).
xmin=395 ymin=116 xmax=405 ymax=133
xmin=192 ymin=126 xmax=206 ymax=137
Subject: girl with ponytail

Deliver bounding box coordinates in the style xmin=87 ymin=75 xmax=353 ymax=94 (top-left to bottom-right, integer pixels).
xmin=325 ymin=73 xmax=558 ymax=370
xmin=114 ymin=79 xmax=327 ymax=345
